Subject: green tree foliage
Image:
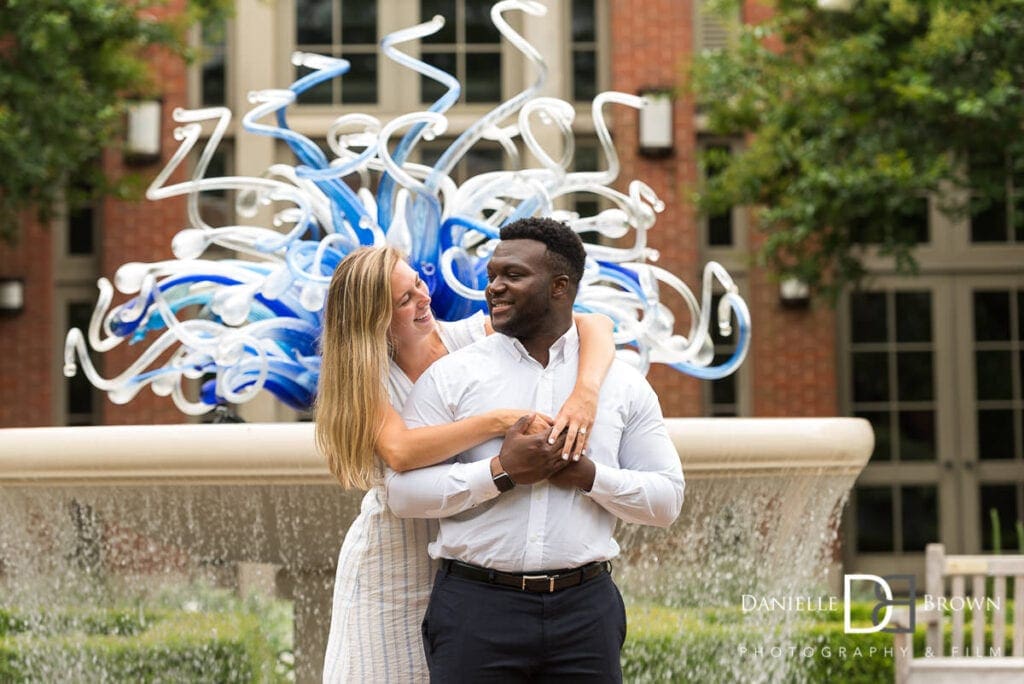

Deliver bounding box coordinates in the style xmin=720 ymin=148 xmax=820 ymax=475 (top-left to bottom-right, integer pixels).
xmin=0 ymin=0 xmax=230 ymax=242
xmin=691 ymin=0 xmax=1024 ymax=297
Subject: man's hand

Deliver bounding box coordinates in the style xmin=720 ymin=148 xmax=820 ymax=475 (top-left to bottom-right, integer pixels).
xmin=547 ymin=454 xmax=597 ymax=492
xmin=494 ymin=414 xmax=568 ymax=485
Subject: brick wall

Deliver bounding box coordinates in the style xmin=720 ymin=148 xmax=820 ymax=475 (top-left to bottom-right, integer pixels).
xmin=0 ymin=218 xmax=54 ymax=427
xmin=99 ymin=19 xmax=191 ymax=426
xmin=740 ymin=0 xmax=838 ymax=417
xmin=610 ymin=0 xmax=838 ymax=418
xmin=0 ymin=1 xmax=191 ymax=427
xmin=747 ymin=231 xmax=838 ymax=417
xmin=611 ymin=0 xmax=703 ymax=419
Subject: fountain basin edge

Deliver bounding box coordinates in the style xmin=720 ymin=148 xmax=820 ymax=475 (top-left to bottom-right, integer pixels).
xmin=0 ymin=418 xmax=872 ymax=485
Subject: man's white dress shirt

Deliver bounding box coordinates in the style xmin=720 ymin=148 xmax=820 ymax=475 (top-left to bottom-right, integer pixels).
xmin=385 ymin=324 xmax=685 ymax=573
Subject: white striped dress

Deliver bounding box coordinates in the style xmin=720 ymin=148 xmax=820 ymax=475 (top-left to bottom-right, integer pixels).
xmin=322 ymin=312 xmax=487 ymax=683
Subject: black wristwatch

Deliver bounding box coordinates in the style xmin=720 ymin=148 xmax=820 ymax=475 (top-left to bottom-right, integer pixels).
xmin=492 ymin=461 xmax=516 ymax=493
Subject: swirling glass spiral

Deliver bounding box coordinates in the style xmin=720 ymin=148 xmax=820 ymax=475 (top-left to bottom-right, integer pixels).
xmin=64 ymin=1 xmax=751 ymax=415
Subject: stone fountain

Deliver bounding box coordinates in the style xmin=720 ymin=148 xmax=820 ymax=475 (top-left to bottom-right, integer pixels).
xmin=0 ymin=417 xmax=871 ymax=682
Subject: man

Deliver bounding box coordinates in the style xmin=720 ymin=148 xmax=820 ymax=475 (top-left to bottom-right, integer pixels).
xmin=386 ymin=217 xmax=684 ymax=682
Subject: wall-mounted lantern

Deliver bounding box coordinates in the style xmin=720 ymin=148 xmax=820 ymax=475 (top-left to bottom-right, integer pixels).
xmin=638 ymin=89 xmax=674 ymax=158
xmin=124 ymin=99 xmax=163 ymax=165
xmin=779 ymin=277 xmax=811 ymax=309
xmin=0 ymin=277 xmax=25 ymax=315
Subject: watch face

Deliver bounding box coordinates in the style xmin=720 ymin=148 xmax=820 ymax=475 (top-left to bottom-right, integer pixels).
xmin=493 ymin=472 xmax=515 ymax=492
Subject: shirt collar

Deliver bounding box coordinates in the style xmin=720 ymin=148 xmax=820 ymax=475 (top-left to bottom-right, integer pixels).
xmin=498 ymin=322 xmax=580 ymax=367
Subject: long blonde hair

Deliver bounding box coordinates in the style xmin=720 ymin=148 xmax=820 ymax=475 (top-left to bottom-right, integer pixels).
xmin=315 ymin=246 xmax=403 ymax=489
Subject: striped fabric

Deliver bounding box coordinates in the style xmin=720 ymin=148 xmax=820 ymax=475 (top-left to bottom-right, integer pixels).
xmin=322 ymin=312 xmax=487 ymax=683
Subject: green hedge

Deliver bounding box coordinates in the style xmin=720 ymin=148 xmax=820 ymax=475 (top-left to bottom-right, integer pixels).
xmin=621 ymin=602 xmax=1016 ymax=683
xmin=0 ymin=608 xmax=274 ymax=683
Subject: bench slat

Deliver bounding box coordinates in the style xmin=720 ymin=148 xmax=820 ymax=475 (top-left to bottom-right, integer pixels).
xmin=993 ymin=575 xmax=1006 ymax=656
xmin=1015 ymin=575 xmax=1024 ymax=657
xmin=925 ymin=543 xmax=945 ymax=658
xmin=952 ymin=575 xmax=965 ymax=653
xmin=945 ymin=555 xmax=1024 ymax=577
xmin=973 ymin=574 xmax=985 ymax=655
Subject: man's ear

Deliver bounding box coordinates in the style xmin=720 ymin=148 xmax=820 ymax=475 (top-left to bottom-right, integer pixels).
xmin=550 ymin=274 xmax=571 ymax=299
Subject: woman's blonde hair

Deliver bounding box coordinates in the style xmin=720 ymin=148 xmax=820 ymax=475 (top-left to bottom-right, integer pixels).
xmin=315 ymin=246 xmax=403 ymax=489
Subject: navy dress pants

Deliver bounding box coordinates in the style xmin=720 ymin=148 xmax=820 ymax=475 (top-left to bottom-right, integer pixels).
xmin=421 ymin=566 xmax=627 ymax=683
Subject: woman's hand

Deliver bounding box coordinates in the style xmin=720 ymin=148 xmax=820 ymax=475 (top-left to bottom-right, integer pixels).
xmin=550 ymin=387 xmax=597 ymax=462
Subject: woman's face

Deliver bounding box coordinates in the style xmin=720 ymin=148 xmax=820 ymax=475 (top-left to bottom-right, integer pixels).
xmin=387 ymin=260 xmax=434 ymax=347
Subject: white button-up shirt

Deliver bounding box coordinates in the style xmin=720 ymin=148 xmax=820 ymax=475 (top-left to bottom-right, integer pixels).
xmin=385 ymin=324 xmax=685 ymax=572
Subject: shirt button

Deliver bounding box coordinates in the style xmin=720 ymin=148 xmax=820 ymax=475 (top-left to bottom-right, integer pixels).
xmin=530 ymin=534 xmax=538 ymax=542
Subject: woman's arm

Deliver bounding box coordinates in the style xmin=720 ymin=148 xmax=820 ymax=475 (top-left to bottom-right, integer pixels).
xmin=375 ymin=404 xmax=547 ymax=472
xmin=551 ymin=312 xmax=616 ymax=461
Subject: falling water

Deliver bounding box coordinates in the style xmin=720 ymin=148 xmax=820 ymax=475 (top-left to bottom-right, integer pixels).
xmin=0 ymin=484 xmax=360 ymax=682
xmin=615 ymin=470 xmax=857 ymax=682
xmin=0 ymin=465 xmax=858 ymax=682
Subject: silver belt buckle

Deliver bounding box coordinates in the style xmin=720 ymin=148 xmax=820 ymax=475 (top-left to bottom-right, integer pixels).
xmin=521 ymin=574 xmax=555 ymax=592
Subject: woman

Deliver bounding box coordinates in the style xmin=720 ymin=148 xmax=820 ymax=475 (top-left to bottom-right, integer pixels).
xmin=316 ymin=246 xmax=614 ymax=683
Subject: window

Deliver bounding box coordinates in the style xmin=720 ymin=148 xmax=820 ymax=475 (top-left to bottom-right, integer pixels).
xmin=419 ymin=0 xmax=502 ymax=104
xmin=969 ymin=150 xmax=1024 ymax=244
xmin=701 ymin=293 xmax=744 ymax=416
xmin=848 ymin=290 xmax=936 ymax=462
xmin=200 ymin=13 xmax=228 ymax=107
xmin=419 ymin=138 xmax=505 ymax=184
xmin=66 ymin=194 xmax=96 ymax=257
xmin=65 ymin=163 xmax=100 ymax=257
xmin=972 ymin=289 xmax=1024 ymax=461
xmin=66 ymin=302 xmax=99 ymax=426
xmin=196 ymin=142 xmax=235 ymax=230
xmin=848 ymin=196 xmax=930 ymax=246
xmin=569 ymin=0 xmax=598 ymax=102
xmin=698 ymin=139 xmax=746 ymax=251
xmin=694 ymin=0 xmax=738 ymax=54
xmin=295 ymin=0 xmax=379 ymax=105
xmin=846 ymin=288 xmax=941 ymax=556
xmin=854 ymin=484 xmax=938 ymax=553
xmin=980 ymin=484 xmax=1023 ymax=552
xmin=570 ymin=139 xmax=602 ymax=236
xmin=699 ymin=141 xmax=736 ymax=248
xmin=277 ymin=2 xmax=607 ymax=126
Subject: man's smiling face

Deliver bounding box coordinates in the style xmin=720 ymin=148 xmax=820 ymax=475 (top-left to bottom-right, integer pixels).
xmin=485 ymin=239 xmax=555 ymax=340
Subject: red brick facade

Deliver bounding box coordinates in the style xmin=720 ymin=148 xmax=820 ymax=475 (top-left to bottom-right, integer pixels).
xmin=98 ymin=25 xmax=190 ymax=426
xmin=0 ymin=1 xmax=190 ymax=428
xmin=611 ymin=0 xmax=837 ymax=418
xmin=0 ymin=219 xmax=55 ymax=427
xmin=611 ymin=0 xmax=704 ymax=419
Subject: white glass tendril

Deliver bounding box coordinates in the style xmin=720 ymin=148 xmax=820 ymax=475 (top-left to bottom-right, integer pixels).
xmin=63 ymin=1 xmax=751 ymax=415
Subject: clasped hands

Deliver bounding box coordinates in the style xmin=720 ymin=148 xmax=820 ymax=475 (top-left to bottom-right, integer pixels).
xmin=492 ymin=414 xmax=596 ymax=492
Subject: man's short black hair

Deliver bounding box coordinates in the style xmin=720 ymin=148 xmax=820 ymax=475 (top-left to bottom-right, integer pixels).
xmin=499 ymin=217 xmax=586 ymax=286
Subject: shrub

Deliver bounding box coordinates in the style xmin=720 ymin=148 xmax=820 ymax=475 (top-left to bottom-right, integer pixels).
xmin=621 ymin=601 xmax=1017 ymax=683
xmin=0 ymin=609 xmax=275 ymax=683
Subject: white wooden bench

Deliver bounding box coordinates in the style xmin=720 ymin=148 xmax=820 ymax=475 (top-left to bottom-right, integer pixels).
xmin=893 ymin=543 xmax=1024 ymax=683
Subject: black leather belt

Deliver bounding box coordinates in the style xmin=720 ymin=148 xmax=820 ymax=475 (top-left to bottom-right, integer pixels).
xmin=441 ymin=559 xmax=611 ymax=593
